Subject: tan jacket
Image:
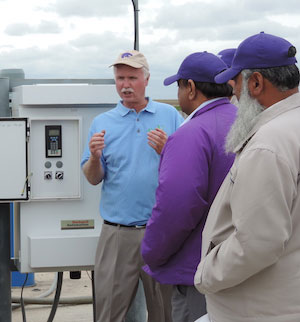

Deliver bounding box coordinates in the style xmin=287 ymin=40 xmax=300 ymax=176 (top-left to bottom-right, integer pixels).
xmin=195 ymin=93 xmax=300 ymax=322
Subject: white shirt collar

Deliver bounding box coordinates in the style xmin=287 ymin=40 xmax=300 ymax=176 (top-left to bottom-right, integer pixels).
xmin=180 ymin=97 xmax=225 ymax=127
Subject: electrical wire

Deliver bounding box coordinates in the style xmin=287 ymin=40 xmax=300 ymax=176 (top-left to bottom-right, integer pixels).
xmin=12 ymin=295 xmax=92 ymax=305
xmin=47 ymin=271 xmax=63 ymax=322
xmin=11 ymin=271 xmax=93 ymax=318
xmin=91 ymin=270 xmax=96 ymax=322
xmin=20 ymin=273 xmax=28 ymax=322
xmin=12 ymin=272 xmax=58 ymax=311
xmin=21 ymin=172 xmax=33 ymax=196
xmin=14 ymin=271 xmax=64 ymax=322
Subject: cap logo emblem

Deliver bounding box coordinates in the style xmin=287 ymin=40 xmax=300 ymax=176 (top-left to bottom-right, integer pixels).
xmin=121 ymin=52 xmax=133 ymax=58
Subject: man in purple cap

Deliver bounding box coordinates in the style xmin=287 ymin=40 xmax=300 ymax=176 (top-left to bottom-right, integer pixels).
xmin=141 ymin=52 xmax=236 ymax=322
xmin=195 ymin=32 xmax=300 ymax=322
xmin=217 ymin=48 xmax=236 ymax=68
xmin=217 ymin=48 xmax=239 ymax=106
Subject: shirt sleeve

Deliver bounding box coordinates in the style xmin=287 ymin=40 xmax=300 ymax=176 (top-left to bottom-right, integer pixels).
xmin=195 ymin=147 xmax=296 ymax=294
xmin=142 ymin=129 xmax=210 ymax=269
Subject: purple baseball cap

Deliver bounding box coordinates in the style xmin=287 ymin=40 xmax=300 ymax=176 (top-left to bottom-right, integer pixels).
xmin=164 ymin=51 xmax=227 ymax=86
xmin=217 ymin=48 xmax=236 ymax=67
xmin=215 ymin=32 xmax=297 ymax=84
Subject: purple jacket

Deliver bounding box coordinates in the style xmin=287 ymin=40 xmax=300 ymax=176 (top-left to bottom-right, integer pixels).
xmin=141 ymin=98 xmax=236 ymax=285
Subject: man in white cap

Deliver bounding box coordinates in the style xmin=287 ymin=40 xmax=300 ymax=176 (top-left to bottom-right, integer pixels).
xmin=81 ymin=50 xmax=183 ymax=322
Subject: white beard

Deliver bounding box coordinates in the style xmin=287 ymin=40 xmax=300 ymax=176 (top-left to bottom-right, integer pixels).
xmin=225 ymin=80 xmax=265 ymax=153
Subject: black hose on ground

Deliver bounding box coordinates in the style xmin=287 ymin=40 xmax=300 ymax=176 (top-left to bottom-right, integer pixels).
xmin=47 ymin=271 xmax=63 ymax=322
xmin=11 ymin=295 xmax=92 ymax=305
xmin=92 ymin=270 xmax=96 ymax=322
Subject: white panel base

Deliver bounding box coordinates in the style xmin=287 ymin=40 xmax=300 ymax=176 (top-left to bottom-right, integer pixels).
xmin=29 ymin=235 xmax=98 ymax=269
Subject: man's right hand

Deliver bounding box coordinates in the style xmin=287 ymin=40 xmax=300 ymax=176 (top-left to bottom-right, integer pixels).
xmin=89 ymin=130 xmax=106 ymax=160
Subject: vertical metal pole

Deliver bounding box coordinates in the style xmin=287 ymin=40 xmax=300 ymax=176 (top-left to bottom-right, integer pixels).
xmin=132 ymin=0 xmax=139 ymax=51
xmin=0 ymin=204 xmax=12 ymax=322
xmin=0 ymin=73 xmax=12 ymax=322
xmin=0 ymin=78 xmax=10 ymax=117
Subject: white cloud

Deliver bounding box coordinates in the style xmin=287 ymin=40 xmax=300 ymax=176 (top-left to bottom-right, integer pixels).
xmin=5 ymin=20 xmax=61 ymax=36
xmin=0 ymin=0 xmax=300 ymax=99
xmin=44 ymin=0 xmax=130 ymax=17
xmin=149 ymin=0 xmax=300 ymax=39
xmin=70 ymin=32 xmax=129 ymax=51
xmin=0 ymin=31 xmax=134 ymax=79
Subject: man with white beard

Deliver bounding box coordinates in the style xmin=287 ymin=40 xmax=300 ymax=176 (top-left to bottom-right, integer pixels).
xmin=194 ymin=32 xmax=300 ymax=322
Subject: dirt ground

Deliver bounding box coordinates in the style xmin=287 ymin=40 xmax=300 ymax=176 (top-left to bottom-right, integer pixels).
xmin=11 ymin=271 xmax=94 ymax=322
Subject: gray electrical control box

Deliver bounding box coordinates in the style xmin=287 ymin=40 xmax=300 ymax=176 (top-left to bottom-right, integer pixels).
xmin=4 ymin=83 xmax=119 ymax=273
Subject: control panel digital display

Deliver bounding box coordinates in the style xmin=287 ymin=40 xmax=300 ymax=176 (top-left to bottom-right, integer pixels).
xmin=45 ymin=125 xmax=62 ymax=158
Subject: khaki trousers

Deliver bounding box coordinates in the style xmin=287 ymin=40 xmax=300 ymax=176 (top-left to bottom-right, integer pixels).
xmin=94 ymin=223 xmax=172 ymax=322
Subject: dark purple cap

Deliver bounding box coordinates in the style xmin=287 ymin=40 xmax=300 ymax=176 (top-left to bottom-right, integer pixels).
xmin=215 ymin=32 xmax=297 ymax=84
xmin=217 ymin=48 xmax=236 ymax=67
xmin=164 ymin=52 xmax=227 ymax=86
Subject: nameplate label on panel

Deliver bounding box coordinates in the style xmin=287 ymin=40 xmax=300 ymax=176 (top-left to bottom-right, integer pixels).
xmin=61 ymin=219 xmax=95 ymax=230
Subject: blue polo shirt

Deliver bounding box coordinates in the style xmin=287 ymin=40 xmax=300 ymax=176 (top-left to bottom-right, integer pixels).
xmin=81 ymin=98 xmax=183 ymax=225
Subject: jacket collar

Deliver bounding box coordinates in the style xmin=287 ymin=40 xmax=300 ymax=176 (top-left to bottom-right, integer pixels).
xmin=234 ymin=92 xmax=300 ymax=153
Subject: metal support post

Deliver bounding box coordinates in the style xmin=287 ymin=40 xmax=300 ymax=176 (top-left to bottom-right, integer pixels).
xmin=0 ymin=203 xmax=12 ymax=322
xmin=0 ymin=78 xmax=10 ymax=117
xmin=132 ymin=0 xmax=139 ymax=51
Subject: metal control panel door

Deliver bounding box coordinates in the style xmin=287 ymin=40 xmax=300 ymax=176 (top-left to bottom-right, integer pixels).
xmin=0 ymin=118 xmax=29 ymax=202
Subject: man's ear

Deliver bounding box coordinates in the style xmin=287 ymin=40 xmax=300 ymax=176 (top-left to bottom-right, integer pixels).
xmin=248 ymin=72 xmax=264 ymax=97
xmin=145 ymin=74 xmax=150 ymax=86
xmin=187 ymin=79 xmax=196 ymax=100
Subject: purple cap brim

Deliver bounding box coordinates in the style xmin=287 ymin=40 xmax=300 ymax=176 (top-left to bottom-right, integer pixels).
xmin=164 ymin=74 xmax=180 ymax=86
xmin=214 ymin=67 xmax=241 ymax=84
